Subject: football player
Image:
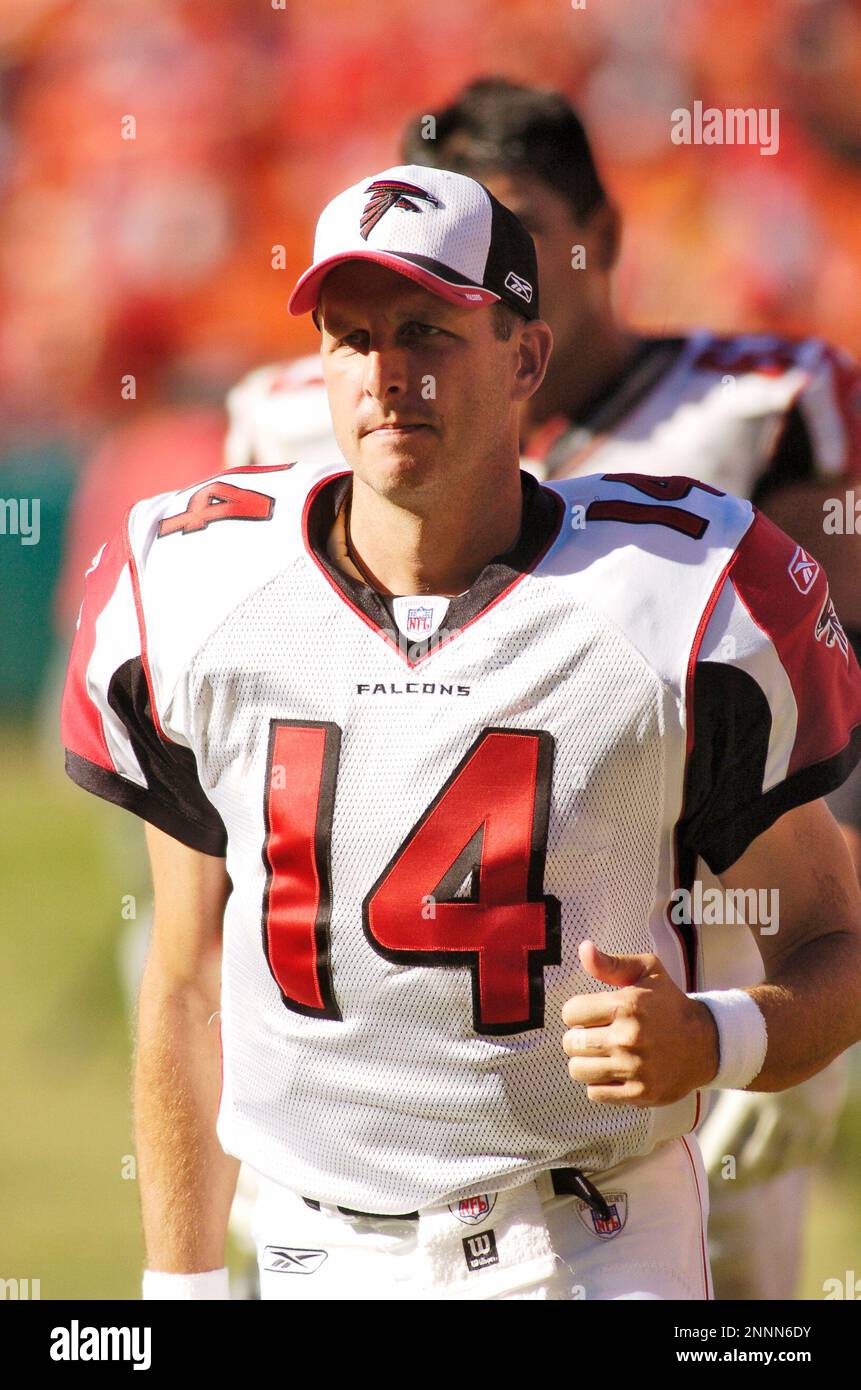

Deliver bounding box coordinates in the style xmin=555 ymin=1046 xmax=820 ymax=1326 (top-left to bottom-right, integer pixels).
xmin=62 ymin=165 xmax=861 ymax=1300
xmin=223 ymin=81 xmax=861 ymax=1299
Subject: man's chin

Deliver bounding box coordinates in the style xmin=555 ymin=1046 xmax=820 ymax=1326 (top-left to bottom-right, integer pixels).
xmin=355 ymin=429 xmax=439 ymax=483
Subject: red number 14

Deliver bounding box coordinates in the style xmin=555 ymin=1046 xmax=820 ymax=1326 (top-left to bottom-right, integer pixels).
xmin=261 ymin=724 xmax=560 ymax=1035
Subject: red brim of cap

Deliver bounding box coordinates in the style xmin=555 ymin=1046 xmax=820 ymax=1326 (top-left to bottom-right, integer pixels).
xmin=287 ymin=250 xmax=499 ymax=316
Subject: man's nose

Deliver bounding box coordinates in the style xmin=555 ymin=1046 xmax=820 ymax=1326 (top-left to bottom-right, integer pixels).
xmin=362 ymin=347 xmax=408 ymax=402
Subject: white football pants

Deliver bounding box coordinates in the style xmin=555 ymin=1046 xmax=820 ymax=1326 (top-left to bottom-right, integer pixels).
xmin=251 ymin=1134 xmax=712 ymax=1301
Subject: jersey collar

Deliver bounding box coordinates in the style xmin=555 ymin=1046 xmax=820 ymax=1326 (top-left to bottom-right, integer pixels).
xmin=302 ymin=470 xmax=564 ymax=668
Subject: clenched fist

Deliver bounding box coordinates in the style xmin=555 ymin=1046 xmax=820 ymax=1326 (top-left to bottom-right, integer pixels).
xmin=561 ymin=940 xmax=720 ymax=1106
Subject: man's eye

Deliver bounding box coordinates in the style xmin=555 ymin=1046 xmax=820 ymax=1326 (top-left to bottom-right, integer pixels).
xmin=333 ymin=324 xmax=444 ymax=347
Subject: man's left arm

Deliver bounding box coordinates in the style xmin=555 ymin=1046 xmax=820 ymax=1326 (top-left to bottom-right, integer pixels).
xmin=713 ymin=796 xmax=861 ymax=1090
xmin=565 ymin=489 xmax=861 ymax=1105
xmin=562 ymin=798 xmax=861 ymax=1105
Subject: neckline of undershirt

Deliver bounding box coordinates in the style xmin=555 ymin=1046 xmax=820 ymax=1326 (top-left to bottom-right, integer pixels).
xmin=304 ymin=471 xmax=565 ymax=651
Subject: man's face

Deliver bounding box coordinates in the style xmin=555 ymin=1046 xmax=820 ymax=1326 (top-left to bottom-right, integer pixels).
xmin=318 ymin=261 xmax=523 ymax=500
xmin=478 ymin=170 xmax=606 ymax=361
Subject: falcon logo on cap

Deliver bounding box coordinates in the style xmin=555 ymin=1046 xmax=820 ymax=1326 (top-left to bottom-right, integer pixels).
xmin=360 ymin=179 xmax=442 ymax=240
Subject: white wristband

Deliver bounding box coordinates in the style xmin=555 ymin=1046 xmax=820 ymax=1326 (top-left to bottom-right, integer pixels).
xmin=142 ymin=1267 xmax=230 ymax=1301
xmin=688 ymin=989 xmax=768 ymax=1090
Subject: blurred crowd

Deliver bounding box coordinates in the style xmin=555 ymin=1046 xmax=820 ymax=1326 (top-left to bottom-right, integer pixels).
xmin=2 ymin=0 xmax=861 ymax=445
xmin=1 ymin=0 xmax=860 ymax=701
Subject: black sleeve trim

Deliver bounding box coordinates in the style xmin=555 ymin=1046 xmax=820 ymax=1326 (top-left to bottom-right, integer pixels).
xmin=698 ymin=729 xmax=861 ymax=875
xmin=64 ymin=653 xmax=228 ymax=856
xmin=679 ymin=661 xmax=861 ymax=876
xmin=65 ymin=749 xmax=228 ymax=856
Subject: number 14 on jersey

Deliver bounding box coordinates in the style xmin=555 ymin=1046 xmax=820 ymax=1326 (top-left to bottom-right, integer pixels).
xmin=261 ymin=723 xmax=561 ymax=1035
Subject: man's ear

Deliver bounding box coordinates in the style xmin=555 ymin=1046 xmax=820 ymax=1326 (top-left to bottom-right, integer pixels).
xmin=586 ymin=201 xmax=622 ymax=274
xmin=311 ymin=306 xmax=322 ymax=332
xmin=512 ymin=319 xmax=554 ymax=404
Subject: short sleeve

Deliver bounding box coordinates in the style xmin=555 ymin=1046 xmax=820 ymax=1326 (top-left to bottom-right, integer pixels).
xmin=60 ymin=518 xmax=227 ymax=856
xmin=792 ymin=342 xmax=861 ymax=482
xmin=753 ymin=341 xmax=861 ymax=503
xmin=678 ymin=509 xmax=861 ymax=875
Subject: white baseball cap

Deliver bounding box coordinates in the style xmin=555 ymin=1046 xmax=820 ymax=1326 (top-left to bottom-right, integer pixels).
xmin=287 ymin=164 xmax=539 ymax=321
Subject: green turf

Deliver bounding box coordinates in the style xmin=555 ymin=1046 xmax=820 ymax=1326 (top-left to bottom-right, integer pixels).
xmin=0 ymin=728 xmax=142 ymax=1298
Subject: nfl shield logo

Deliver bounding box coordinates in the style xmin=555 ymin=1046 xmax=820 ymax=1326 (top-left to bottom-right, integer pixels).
xmin=574 ymin=1191 xmax=628 ymax=1239
xmin=449 ymin=1192 xmax=497 ymax=1225
xmin=407 ymin=605 xmax=433 ymax=634
xmin=593 ymin=1204 xmax=623 ymax=1236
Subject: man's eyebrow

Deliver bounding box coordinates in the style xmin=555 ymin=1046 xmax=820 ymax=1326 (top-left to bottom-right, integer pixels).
xmin=317 ymin=307 xmax=354 ymax=334
xmin=320 ymin=302 xmax=455 ymax=333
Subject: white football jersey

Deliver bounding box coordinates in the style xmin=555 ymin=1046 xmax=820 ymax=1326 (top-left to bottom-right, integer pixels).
xmin=224 ymin=355 xmax=335 ymax=472
xmin=223 ymin=332 xmax=861 ymax=998
xmin=61 ymin=463 xmax=861 ymax=1213
xmin=528 ymin=330 xmax=861 ymax=499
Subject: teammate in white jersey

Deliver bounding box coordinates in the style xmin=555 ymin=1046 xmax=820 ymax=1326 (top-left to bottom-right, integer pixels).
xmin=224 ymin=82 xmax=861 ymax=1298
xmin=61 ymin=164 xmax=861 ymax=1301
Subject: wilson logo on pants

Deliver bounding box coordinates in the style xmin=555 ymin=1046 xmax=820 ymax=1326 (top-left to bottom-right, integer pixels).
xmin=463 ymin=1230 xmax=499 ymax=1271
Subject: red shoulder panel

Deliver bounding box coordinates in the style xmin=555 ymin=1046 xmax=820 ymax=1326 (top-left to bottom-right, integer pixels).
xmin=60 ymin=527 xmax=129 ymax=771
xmin=728 ymin=510 xmax=861 ymax=776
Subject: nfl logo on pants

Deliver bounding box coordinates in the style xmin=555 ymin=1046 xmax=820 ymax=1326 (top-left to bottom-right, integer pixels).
xmin=575 ymin=1192 xmax=628 ymax=1239
xmin=450 ymin=1193 xmax=497 ymax=1225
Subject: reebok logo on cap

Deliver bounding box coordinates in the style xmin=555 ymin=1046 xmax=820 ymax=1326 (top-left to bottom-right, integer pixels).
xmin=504 ymin=270 xmax=533 ymax=304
